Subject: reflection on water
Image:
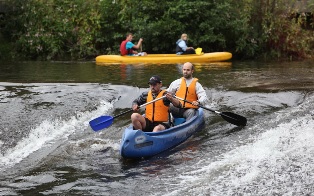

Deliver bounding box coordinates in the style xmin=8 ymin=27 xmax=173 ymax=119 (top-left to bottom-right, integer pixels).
xmin=0 ymin=61 xmax=218 ymax=86
xmin=1 ymin=60 xmax=313 ymax=91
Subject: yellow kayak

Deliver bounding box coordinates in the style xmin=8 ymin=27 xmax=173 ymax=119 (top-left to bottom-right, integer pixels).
xmin=95 ymin=52 xmax=232 ymax=64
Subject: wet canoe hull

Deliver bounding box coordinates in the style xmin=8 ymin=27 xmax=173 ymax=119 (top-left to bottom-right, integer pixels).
xmin=119 ymin=108 xmax=205 ymax=159
xmin=96 ymin=52 xmax=232 ymax=64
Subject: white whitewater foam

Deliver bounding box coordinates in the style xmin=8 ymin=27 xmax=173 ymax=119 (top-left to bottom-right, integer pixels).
xmin=163 ymin=94 xmax=314 ymax=195
xmin=0 ymin=100 xmax=113 ymax=170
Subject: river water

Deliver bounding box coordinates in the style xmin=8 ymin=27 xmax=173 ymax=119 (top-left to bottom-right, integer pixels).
xmin=0 ymin=60 xmax=313 ymax=195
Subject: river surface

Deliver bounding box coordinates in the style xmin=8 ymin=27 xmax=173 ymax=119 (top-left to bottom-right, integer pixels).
xmin=0 ymin=60 xmax=313 ymax=195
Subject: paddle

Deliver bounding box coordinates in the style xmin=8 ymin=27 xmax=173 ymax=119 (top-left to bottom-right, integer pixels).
xmin=89 ymin=96 xmax=166 ymax=131
xmin=174 ymin=96 xmax=247 ymax=126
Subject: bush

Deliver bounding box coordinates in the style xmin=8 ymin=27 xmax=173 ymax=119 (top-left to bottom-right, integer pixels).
xmin=4 ymin=0 xmax=104 ymax=60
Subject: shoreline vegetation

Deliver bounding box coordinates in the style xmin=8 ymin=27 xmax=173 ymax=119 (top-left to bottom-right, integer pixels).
xmin=0 ymin=0 xmax=313 ymax=61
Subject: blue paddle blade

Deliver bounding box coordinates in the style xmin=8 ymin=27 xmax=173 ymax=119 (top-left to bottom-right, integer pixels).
xmin=89 ymin=116 xmax=114 ymax=131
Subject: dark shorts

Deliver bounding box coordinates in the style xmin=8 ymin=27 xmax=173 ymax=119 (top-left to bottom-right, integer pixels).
xmin=142 ymin=118 xmax=170 ymax=132
xmin=183 ymin=48 xmax=196 ymax=54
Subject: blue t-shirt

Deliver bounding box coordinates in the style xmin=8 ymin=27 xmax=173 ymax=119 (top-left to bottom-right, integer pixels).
xmin=126 ymin=42 xmax=135 ymax=56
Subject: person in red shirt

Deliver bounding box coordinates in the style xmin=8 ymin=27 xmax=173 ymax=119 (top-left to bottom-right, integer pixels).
xmin=120 ymin=33 xmax=147 ymax=56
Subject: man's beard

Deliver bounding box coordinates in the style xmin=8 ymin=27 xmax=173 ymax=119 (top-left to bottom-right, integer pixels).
xmin=184 ymin=73 xmax=192 ymax=79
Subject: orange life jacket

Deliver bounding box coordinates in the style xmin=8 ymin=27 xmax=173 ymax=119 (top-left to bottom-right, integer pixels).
xmin=120 ymin=40 xmax=133 ymax=56
xmin=176 ymin=77 xmax=198 ymax=108
xmin=145 ymin=90 xmax=169 ymax=122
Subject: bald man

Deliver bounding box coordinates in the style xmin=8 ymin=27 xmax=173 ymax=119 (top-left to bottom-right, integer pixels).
xmin=166 ymin=62 xmax=208 ymax=120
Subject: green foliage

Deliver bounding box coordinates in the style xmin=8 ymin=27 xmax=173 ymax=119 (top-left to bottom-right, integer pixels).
xmin=4 ymin=0 xmax=104 ymax=60
xmin=125 ymin=0 xmax=245 ymax=54
xmin=1 ymin=0 xmax=313 ymax=60
xmin=255 ymin=0 xmax=314 ymax=59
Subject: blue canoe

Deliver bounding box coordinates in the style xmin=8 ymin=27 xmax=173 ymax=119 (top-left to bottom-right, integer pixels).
xmin=119 ymin=108 xmax=205 ymax=159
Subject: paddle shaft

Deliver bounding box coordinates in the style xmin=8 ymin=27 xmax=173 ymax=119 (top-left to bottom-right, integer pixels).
xmin=174 ymin=96 xmax=247 ymax=126
xmin=174 ymin=96 xmax=216 ymax=113
xmin=89 ymin=95 xmax=167 ymax=131
xmin=112 ymin=95 xmax=166 ymax=119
